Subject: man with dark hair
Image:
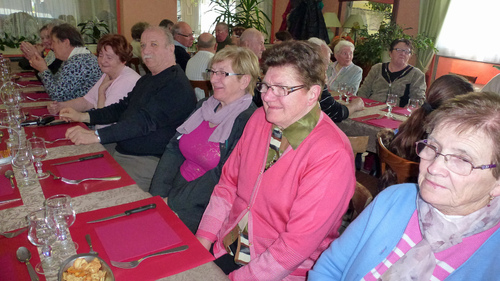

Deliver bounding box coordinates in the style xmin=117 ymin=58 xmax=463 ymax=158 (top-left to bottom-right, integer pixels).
xmin=159 ymin=19 xmax=174 ymax=31
xmin=186 ymin=33 xmax=216 ymax=100
xmin=215 ymin=22 xmax=233 ymax=52
xmin=61 ymin=26 xmax=196 ymax=191
xmin=171 ymin=21 xmax=194 ymax=71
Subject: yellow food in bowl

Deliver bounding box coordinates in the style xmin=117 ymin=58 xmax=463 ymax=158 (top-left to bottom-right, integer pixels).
xmin=62 ymin=257 xmax=106 ymax=281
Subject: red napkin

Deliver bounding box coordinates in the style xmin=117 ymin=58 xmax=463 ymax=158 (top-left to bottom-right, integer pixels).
xmin=24 ymin=122 xmax=86 ymax=148
xmin=352 ymin=114 xmax=402 ymax=129
xmin=17 ymin=80 xmax=43 ymax=86
xmin=95 ymin=211 xmax=182 ymax=261
xmin=39 ymin=151 xmax=135 ymax=199
xmin=0 ymin=164 xmax=23 ymax=211
xmin=70 ymin=197 xmax=214 ymax=281
xmin=334 ymin=96 xmax=384 ymax=107
xmin=15 ymin=72 xmax=36 ymax=77
xmin=0 ymin=228 xmax=45 ymax=281
xmin=381 ymin=106 xmax=411 ymax=116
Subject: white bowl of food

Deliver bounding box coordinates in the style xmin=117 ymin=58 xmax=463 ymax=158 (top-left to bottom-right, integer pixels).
xmin=58 ymin=254 xmax=115 ymax=281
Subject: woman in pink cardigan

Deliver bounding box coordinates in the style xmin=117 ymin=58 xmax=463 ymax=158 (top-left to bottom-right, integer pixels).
xmin=196 ymin=41 xmax=356 ymax=280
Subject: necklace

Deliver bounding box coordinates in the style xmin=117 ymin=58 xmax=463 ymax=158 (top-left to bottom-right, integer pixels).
xmin=385 ymin=63 xmax=413 ymax=95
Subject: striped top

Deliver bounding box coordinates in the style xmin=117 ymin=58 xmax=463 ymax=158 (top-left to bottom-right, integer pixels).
xmin=362 ymin=211 xmax=500 ymax=281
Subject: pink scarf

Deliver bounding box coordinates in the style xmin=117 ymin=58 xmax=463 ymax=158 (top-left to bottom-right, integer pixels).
xmin=176 ymin=94 xmax=253 ymax=143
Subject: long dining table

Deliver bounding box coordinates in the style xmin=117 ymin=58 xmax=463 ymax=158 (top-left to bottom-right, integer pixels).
xmin=0 ymin=66 xmax=228 ymax=281
xmin=333 ymin=94 xmax=409 ymax=152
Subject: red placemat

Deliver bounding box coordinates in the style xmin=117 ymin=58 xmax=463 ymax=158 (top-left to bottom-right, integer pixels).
xmin=39 ymin=151 xmax=135 ymax=199
xmin=334 ymin=96 xmax=384 ymax=107
xmin=15 ymin=72 xmax=36 ymax=77
xmin=0 ymin=164 xmax=23 ymax=211
xmin=70 ymin=197 xmax=214 ymax=281
xmin=24 ymin=122 xmax=87 ymax=148
xmin=24 ymin=107 xmax=50 ymax=118
xmin=0 ymin=228 xmax=45 ymax=281
xmin=17 ymin=80 xmax=43 ymax=87
xmin=352 ymin=114 xmax=402 ymax=129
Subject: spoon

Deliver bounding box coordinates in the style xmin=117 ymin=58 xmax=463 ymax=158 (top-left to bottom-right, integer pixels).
xmin=5 ymin=170 xmax=15 ymax=188
xmin=46 ymin=170 xmax=61 ymax=180
xmin=85 ymin=234 xmax=98 ymax=255
xmin=16 ymin=246 xmax=39 ymax=281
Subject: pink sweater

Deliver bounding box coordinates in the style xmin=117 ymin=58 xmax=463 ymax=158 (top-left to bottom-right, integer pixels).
xmin=197 ymin=107 xmax=355 ymax=280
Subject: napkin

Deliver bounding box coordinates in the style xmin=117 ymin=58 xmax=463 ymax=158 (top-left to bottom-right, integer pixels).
xmin=95 ymin=211 xmax=182 ymax=261
xmin=0 ymin=229 xmax=44 ymax=281
xmin=352 ymin=114 xmax=402 ymax=129
xmin=55 ymin=157 xmax=115 ymax=179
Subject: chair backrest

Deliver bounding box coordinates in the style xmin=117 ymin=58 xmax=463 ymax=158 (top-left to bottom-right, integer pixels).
xmin=347 ymin=136 xmax=369 ymax=155
xmin=449 ymin=72 xmax=478 ymax=84
xmin=377 ymin=137 xmax=419 ymax=183
xmin=128 ymin=57 xmax=141 ymax=74
xmin=190 ymin=80 xmax=212 ymax=98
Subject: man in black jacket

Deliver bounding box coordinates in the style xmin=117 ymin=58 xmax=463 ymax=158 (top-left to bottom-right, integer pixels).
xmin=61 ymin=26 xmax=196 ymax=191
xmin=171 ymin=21 xmax=194 ymax=71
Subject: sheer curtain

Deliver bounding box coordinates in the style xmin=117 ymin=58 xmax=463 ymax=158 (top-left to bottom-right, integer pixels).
xmin=0 ymin=0 xmax=116 ymax=40
xmin=436 ymin=0 xmax=500 ymax=63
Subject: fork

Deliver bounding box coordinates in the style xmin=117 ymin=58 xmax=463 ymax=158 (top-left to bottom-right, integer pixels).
xmin=61 ymin=176 xmax=121 ymax=184
xmin=25 ymin=96 xmax=51 ymax=101
xmin=0 ymin=227 xmax=28 ymax=238
xmin=111 ymin=245 xmax=188 ymax=269
xmin=45 ymin=138 xmax=69 ymax=144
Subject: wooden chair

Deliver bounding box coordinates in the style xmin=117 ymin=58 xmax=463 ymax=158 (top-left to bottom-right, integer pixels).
xmin=190 ymin=80 xmax=213 ymax=98
xmin=377 ymin=136 xmax=419 ymax=184
xmin=449 ymin=72 xmax=478 ymax=84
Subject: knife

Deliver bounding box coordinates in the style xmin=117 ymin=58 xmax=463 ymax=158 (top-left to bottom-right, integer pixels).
xmin=52 ymin=154 xmax=104 ymax=166
xmin=87 ymin=204 xmax=157 ymax=223
xmin=0 ymin=198 xmax=21 ymax=205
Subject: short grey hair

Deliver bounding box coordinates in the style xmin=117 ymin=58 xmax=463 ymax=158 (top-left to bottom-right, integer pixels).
xmin=308 ymin=37 xmax=332 ymax=54
xmin=334 ymin=40 xmax=355 ymax=54
xmin=144 ymin=26 xmax=174 ymax=46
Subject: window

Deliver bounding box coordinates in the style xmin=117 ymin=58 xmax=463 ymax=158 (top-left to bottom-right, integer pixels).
xmin=436 ymin=0 xmax=500 ymax=63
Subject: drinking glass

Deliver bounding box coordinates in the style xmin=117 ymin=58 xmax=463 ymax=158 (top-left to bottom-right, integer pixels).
xmin=11 ymin=144 xmax=36 ymax=187
xmin=344 ymin=85 xmax=355 ymax=104
xmin=406 ymin=98 xmax=422 ymax=116
xmin=27 ymin=207 xmax=59 ymax=275
xmin=28 ymin=136 xmax=49 ymax=179
xmin=385 ymin=94 xmax=398 ymax=118
xmin=337 ymin=83 xmax=347 ymax=101
xmin=45 ymin=194 xmax=78 ymax=254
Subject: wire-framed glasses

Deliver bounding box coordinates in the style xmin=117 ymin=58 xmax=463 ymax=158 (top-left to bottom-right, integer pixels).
xmin=415 ymin=139 xmax=497 ymax=176
xmin=256 ymin=82 xmax=306 ymax=97
xmin=206 ymin=69 xmax=244 ymax=78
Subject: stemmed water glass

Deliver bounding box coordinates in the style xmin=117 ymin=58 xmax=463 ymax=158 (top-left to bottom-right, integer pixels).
xmin=337 ymin=83 xmax=347 ymax=101
xmin=406 ymin=98 xmax=422 ymax=116
xmin=27 ymin=207 xmax=59 ymax=275
xmin=45 ymin=194 xmax=78 ymax=256
xmin=28 ymin=136 xmax=49 ymax=179
xmin=344 ymin=85 xmax=355 ymax=104
xmin=11 ymin=144 xmax=36 ymax=187
xmin=385 ymin=94 xmax=398 ymax=118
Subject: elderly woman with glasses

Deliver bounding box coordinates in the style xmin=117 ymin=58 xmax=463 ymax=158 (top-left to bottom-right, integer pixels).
xmin=149 ymin=46 xmax=259 ymax=233
xmin=196 ymin=41 xmax=355 ymax=280
xmin=357 ymin=39 xmax=426 ymax=107
xmin=310 ymin=91 xmax=500 ymax=281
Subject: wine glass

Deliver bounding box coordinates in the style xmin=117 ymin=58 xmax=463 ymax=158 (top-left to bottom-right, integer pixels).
xmin=45 ymin=194 xmax=78 ymax=255
xmin=344 ymin=85 xmax=355 ymax=104
xmin=28 ymin=137 xmax=49 ymax=179
xmin=406 ymin=98 xmax=422 ymax=116
xmin=11 ymin=144 xmax=36 ymax=187
xmin=337 ymin=83 xmax=347 ymax=101
xmin=385 ymin=94 xmax=398 ymax=118
xmin=27 ymin=207 xmax=59 ymax=275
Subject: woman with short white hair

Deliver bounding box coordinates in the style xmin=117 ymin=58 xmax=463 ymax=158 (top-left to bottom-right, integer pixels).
xmin=326 ymin=40 xmax=363 ymax=94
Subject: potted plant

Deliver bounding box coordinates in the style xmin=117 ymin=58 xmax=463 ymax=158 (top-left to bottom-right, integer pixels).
xmin=0 ymin=32 xmax=37 ymax=53
xmin=78 ymin=18 xmax=110 ymax=44
xmin=209 ymin=0 xmax=271 ymax=37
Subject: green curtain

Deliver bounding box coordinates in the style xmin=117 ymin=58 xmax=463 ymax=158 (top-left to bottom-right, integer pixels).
xmin=416 ymin=0 xmax=451 ymax=73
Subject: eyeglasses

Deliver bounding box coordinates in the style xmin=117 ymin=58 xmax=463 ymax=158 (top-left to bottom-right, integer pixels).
xmin=256 ymin=82 xmax=306 ymax=97
xmin=415 ymin=139 xmax=497 ymax=176
xmin=177 ymin=31 xmax=194 ymax=38
xmin=394 ymin=48 xmax=412 ymax=55
xmin=206 ymin=69 xmax=244 ymax=78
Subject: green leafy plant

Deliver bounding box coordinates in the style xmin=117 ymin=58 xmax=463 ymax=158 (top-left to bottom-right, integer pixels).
xmin=353 ymin=22 xmax=437 ymax=69
xmin=209 ymin=0 xmax=271 ymax=37
xmin=0 ymin=33 xmax=38 ymax=51
xmin=78 ymin=18 xmax=110 ymax=44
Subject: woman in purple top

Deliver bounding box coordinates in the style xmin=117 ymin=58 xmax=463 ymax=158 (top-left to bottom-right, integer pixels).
xmin=149 ymin=46 xmax=260 ymax=233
